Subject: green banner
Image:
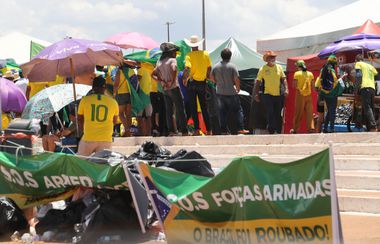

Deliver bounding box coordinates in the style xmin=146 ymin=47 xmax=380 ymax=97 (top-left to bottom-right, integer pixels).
xmin=0 ymin=152 xmax=127 ymax=208
xmin=140 ymin=149 xmax=341 ymax=244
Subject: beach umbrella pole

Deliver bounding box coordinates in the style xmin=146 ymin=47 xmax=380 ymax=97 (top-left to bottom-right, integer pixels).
xmin=70 ymin=58 xmax=80 ymax=138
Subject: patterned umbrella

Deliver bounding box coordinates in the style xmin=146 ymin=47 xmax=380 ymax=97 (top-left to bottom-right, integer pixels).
xmin=21 ymin=84 xmax=91 ymax=122
xmin=0 ymin=77 xmax=27 ymax=113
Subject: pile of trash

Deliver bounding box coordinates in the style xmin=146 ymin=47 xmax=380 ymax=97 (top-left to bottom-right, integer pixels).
xmin=335 ymin=103 xmax=353 ymax=125
xmin=0 ymin=141 xmax=214 ymax=243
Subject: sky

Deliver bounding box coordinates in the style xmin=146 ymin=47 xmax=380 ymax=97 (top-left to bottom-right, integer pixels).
xmin=0 ymin=0 xmax=357 ymax=51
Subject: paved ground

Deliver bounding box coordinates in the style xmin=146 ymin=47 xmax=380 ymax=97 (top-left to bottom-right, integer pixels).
xmin=340 ymin=212 xmax=380 ymax=244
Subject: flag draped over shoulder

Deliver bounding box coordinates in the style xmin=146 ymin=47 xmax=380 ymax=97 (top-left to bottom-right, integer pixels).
xmin=139 ymin=149 xmax=343 ymax=244
xmin=121 ymin=67 xmax=147 ymax=116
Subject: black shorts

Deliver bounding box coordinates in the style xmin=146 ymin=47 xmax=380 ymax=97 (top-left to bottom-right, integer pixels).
xmin=317 ymin=94 xmax=325 ymax=113
xmin=116 ymin=93 xmax=131 ymax=105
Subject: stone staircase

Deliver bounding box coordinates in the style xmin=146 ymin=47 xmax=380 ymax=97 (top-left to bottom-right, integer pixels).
xmin=112 ymin=132 xmax=380 ymax=215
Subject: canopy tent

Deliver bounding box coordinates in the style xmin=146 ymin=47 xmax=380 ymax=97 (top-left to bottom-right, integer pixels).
xmin=0 ymin=32 xmax=51 ymax=64
xmin=210 ymin=37 xmax=285 ymax=83
xmin=257 ymin=0 xmax=380 ymax=62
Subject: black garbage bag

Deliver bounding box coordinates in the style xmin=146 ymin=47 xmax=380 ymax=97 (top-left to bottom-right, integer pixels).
xmin=157 ymin=149 xmax=215 ymax=177
xmin=36 ymin=201 xmax=86 ymax=241
xmin=80 ymin=190 xmax=142 ymax=243
xmin=127 ymin=141 xmax=172 ymax=164
xmin=0 ymin=197 xmax=27 ymax=235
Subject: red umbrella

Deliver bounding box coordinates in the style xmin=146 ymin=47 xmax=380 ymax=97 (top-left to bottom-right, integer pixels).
xmin=105 ymin=32 xmax=159 ymax=50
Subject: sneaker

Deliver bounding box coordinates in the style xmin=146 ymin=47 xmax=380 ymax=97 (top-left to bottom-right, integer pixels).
xmin=237 ymin=129 xmax=249 ymax=135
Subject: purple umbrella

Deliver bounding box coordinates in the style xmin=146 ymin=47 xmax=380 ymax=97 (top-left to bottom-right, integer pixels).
xmin=21 ymin=37 xmax=123 ymax=102
xmin=318 ymin=33 xmax=380 ymax=58
xmin=20 ymin=37 xmax=123 ymax=134
xmin=0 ymin=77 xmax=27 ymax=113
xmin=21 ymin=37 xmax=123 ymax=82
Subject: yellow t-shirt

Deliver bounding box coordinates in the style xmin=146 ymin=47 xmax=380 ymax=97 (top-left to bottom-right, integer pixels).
xmin=116 ymin=69 xmax=134 ymax=94
xmin=78 ymin=94 xmax=119 ymax=142
xmin=1 ymin=113 xmax=11 ymax=129
xmin=185 ymin=50 xmax=212 ymax=81
xmin=138 ymin=63 xmax=154 ymax=94
xmin=294 ymin=71 xmax=314 ymax=96
xmin=28 ymin=82 xmax=49 ymax=98
xmin=257 ymin=64 xmax=286 ymax=96
xmin=48 ymin=75 xmax=65 ymax=87
xmin=355 ymin=61 xmax=378 ymax=89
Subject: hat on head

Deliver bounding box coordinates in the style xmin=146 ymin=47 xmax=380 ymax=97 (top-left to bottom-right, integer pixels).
xmin=295 ymin=60 xmax=306 ymax=69
xmin=92 ymin=76 xmax=106 ymax=88
xmin=184 ymin=35 xmax=204 ymax=47
xmin=328 ymin=54 xmax=337 ymax=64
xmin=263 ymin=50 xmax=277 ymax=62
xmin=160 ymin=42 xmax=180 ymax=53
xmin=3 ymin=70 xmax=14 ymax=79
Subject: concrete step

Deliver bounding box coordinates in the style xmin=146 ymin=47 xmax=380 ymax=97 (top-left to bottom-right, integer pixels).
xmin=336 ymin=171 xmax=380 ymax=191
xmin=113 ymin=143 xmax=380 ymax=157
xmin=338 ymin=189 xmax=380 ymax=214
xmin=113 ymin=132 xmax=380 ymax=146
xmin=203 ymin=154 xmax=380 ymax=171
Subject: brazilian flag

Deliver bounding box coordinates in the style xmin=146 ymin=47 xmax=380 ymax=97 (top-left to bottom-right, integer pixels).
xmin=124 ymin=40 xmax=191 ymax=71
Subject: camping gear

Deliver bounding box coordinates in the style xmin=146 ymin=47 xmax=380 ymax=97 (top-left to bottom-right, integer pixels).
xmin=1 ymin=119 xmax=39 ymax=156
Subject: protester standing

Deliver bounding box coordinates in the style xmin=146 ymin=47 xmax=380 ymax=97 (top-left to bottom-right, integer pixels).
xmin=152 ymin=42 xmax=188 ymax=136
xmin=315 ymin=55 xmax=345 ymax=133
xmin=210 ymin=48 xmax=248 ymax=134
xmin=355 ymin=54 xmax=378 ymax=132
xmin=290 ymin=60 xmax=315 ymax=133
xmin=77 ymin=76 xmax=119 ymax=156
xmin=182 ymin=35 xmax=212 ymax=135
xmin=254 ymin=51 xmax=288 ymax=134
xmin=113 ymin=60 xmax=136 ymax=137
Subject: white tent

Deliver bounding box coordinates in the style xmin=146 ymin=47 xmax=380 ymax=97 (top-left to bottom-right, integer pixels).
xmin=0 ymin=32 xmax=51 ymax=64
xmin=257 ymin=0 xmax=380 ymax=62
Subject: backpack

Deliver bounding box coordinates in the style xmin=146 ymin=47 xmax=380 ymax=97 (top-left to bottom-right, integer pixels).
xmin=321 ymin=65 xmax=335 ymax=91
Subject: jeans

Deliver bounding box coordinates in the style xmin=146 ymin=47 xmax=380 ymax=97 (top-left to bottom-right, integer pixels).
xmin=320 ymin=94 xmax=338 ymax=132
xmin=261 ymin=94 xmax=283 ymax=134
xmin=360 ymin=88 xmax=377 ymax=130
xmin=163 ymin=87 xmax=188 ymax=133
xmin=187 ymin=80 xmax=210 ymax=131
xmin=217 ymin=94 xmax=242 ymax=133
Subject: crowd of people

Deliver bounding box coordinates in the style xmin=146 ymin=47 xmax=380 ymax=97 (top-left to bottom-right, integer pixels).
xmin=2 ymin=34 xmax=380 ymax=156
